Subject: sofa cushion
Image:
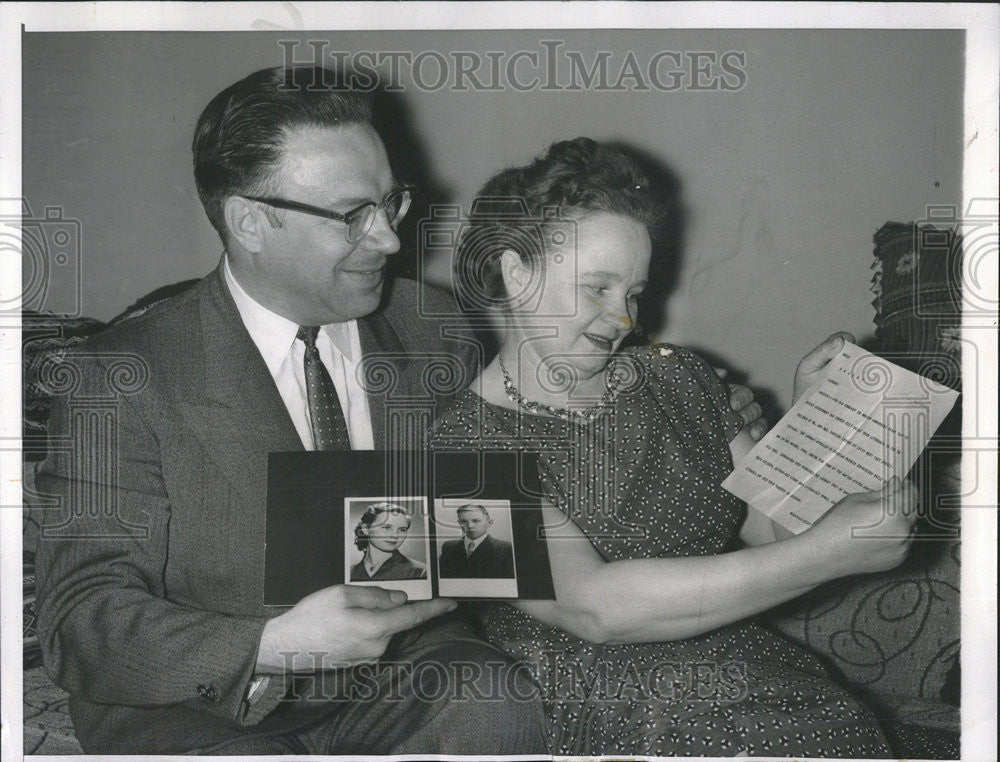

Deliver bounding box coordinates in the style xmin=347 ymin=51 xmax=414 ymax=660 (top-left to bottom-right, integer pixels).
xmin=768 ymin=535 xmax=960 ymax=718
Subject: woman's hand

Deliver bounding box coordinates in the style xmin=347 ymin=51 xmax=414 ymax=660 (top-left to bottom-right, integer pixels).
xmin=714 ymin=367 xmax=767 ymax=440
xmin=792 ymin=332 xmax=855 ymax=404
xmin=802 ymin=478 xmax=919 ymax=577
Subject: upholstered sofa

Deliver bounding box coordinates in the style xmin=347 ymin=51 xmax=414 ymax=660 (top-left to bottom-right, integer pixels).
xmin=21 ymin=220 xmax=963 ymax=756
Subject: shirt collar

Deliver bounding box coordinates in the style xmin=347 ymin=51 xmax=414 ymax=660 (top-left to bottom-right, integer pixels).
xmin=466 ymin=534 xmax=488 ymax=552
xmin=224 ymin=256 xmax=357 ymax=371
xmin=366 ymin=549 xmax=397 ymax=574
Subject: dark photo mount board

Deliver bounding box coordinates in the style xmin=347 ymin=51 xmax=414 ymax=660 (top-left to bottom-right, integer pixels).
xmin=431 ymin=449 xmax=556 ymax=601
xmin=264 ymin=451 xmax=398 ymax=606
xmin=265 ymin=450 xmax=554 ymax=605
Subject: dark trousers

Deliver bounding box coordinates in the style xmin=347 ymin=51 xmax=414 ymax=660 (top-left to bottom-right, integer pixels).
xmin=82 ymin=614 xmax=547 ymax=755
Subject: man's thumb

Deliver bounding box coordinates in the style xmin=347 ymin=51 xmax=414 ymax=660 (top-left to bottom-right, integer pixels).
xmin=342 ymin=585 xmax=408 ymax=609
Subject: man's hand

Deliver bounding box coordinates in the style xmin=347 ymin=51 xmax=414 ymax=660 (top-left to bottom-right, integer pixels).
xmin=793 ymin=331 xmax=855 ymax=404
xmin=805 ymin=477 xmax=919 ymax=578
xmin=715 ymin=367 xmax=767 ymax=441
xmin=255 ymin=585 xmax=456 ymax=673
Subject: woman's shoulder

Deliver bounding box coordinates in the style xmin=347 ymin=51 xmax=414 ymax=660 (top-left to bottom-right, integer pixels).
xmin=619 ymin=342 xmax=742 ymax=436
xmin=430 ymin=387 xmax=480 ymax=429
xmin=618 ymin=342 xmax=716 ymax=381
xmin=349 ymin=560 xmax=368 ymax=581
xmin=430 ymin=387 xmax=510 ymax=443
xmin=398 ymin=552 xmax=426 ymax=570
xmin=396 ymin=553 xmax=427 ymax=579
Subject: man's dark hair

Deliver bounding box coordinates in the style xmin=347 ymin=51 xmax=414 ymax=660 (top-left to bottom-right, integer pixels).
xmin=457 ymin=503 xmax=491 ymax=519
xmin=192 ymin=66 xmax=373 ymax=245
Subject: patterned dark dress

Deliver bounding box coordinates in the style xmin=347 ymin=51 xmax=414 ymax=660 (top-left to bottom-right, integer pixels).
xmin=429 ymin=345 xmax=890 ymax=757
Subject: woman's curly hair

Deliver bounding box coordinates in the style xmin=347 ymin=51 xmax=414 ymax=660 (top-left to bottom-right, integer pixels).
xmin=455 ymin=137 xmax=662 ymax=310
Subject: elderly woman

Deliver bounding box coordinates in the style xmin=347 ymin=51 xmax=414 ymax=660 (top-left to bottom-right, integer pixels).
xmin=350 ymin=502 xmax=426 ymax=582
xmin=430 ymin=137 xmax=917 ymax=757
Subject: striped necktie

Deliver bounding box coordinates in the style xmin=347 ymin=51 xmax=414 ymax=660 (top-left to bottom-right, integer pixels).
xmin=296 ymin=326 xmax=352 ymax=451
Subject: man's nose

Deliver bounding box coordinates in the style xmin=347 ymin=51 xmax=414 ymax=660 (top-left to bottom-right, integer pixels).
xmin=362 ymin=207 xmax=401 ymax=254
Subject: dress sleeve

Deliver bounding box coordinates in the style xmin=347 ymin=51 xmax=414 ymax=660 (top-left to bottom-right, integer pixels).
xmin=644 ymin=344 xmax=745 ymax=442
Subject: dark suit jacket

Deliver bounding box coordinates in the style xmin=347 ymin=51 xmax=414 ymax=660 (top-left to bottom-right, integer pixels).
xmin=438 ymin=534 xmax=515 ymax=579
xmin=34 ymin=265 xmax=478 ymax=753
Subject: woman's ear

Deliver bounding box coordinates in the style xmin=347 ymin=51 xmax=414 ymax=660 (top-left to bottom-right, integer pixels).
xmin=223 ymin=196 xmax=266 ymax=253
xmin=500 ymin=248 xmax=532 ymax=296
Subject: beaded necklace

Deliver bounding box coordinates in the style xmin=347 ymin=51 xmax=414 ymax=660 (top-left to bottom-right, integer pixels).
xmin=497 ymin=350 xmax=620 ymax=422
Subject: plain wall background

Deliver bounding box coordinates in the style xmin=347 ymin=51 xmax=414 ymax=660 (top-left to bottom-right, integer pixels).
xmin=21 ymin=30 xmax=964 ymax=410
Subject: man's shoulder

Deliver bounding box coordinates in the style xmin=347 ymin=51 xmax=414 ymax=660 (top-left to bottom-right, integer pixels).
xmin=378 ymin=278 xmax=463 ymax=326
xmin=486 ymin=534 xmax=513 ymax=550
xmin=82 ymin=275 xmax=210 ymax=353
xmin=375 ymin=278 xmax=480 ymax=365
xmin=65 ymin=274 xmax=213 ymax=385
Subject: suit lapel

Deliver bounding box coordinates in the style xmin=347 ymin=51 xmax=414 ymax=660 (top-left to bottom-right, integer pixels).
xmin=177 ymin=272 xmax=432 ymax=488
xmin=358 ymin=310 xmax=411 ymax=450
xmin=177 ymin=267 xmax=303 ymax=509
xmin=470 ymin=535 xmax=493 ymax=561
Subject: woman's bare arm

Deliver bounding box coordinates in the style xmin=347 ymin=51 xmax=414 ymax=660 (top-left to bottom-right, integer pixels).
xmin=516 ymin=480 xmax=916 ymax=645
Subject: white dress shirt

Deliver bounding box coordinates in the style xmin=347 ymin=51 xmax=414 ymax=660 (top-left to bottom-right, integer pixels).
xmin=465 ymin=533 xmax=488 ymax=556
xmin=225 ymin=257 xmax=377 ymax=705
xmin=224 ymin=257 xmax=374 ymax=451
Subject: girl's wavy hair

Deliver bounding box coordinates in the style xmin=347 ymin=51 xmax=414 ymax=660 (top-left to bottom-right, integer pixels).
xmin=353 ymin=502 xmax=411 ymax=551
xmin=455 ymin=137 xmax=662 ymax=310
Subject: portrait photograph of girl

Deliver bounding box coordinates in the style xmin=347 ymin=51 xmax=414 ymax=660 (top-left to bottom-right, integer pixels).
xmin=346 ymin=498 xmax=430 ymax=598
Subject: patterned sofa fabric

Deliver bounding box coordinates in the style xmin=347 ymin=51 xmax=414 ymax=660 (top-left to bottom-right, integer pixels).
xmin=767 ymin=537 xmax=960 ymax=710
xmin=767 ymin=533 xmax=960 ymax=759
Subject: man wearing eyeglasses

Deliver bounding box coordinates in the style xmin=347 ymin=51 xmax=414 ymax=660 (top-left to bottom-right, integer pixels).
xmin=35 ymin=66 xmax=545 ymax=756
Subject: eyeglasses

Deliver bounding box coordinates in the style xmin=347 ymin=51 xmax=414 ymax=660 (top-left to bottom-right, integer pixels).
xmin=245 ymin=186 xmax=416 ymax=243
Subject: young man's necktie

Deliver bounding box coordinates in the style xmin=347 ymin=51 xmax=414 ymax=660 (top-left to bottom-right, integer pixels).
xmin=296 ymin=326 xmax=352 ymax=451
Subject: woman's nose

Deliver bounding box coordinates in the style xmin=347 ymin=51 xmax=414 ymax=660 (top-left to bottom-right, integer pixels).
xmin=601 ymin=295 xmax=635 ymax=330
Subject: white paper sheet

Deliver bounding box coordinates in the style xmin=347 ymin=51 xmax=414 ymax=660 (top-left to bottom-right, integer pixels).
xmin=723 ymin=342 xmax=959 ymax=533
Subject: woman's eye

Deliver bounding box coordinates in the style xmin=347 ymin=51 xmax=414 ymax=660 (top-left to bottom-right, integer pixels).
xmin=586 ymin=284 xmax=608 ymax=296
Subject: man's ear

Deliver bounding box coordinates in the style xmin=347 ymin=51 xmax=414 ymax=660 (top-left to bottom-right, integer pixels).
xmin=500 ymin=248 xmax=532 ymax=297
xmin=223 ymin=196 xmax=266 ymax=253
